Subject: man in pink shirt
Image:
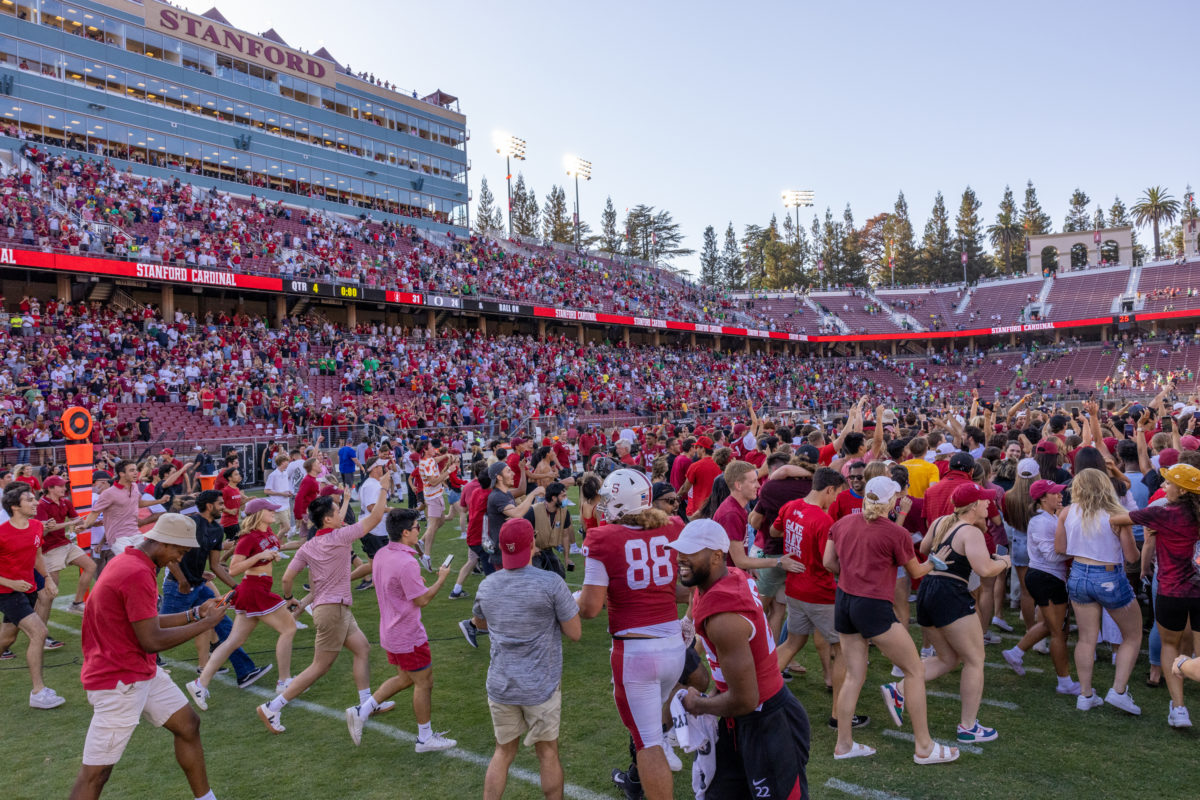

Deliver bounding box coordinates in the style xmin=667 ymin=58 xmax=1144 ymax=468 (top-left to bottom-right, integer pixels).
xmin=257 ymin=472 xmax=393 ymax=734
xmin=79 ymin=460 xmax=167 ymax=567
xmin=344 ymin=507 xmax=454 ymax=751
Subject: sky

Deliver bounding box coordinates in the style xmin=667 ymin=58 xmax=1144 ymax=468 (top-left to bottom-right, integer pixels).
xmin=175 ymin=0 xmax=1199 ymax=277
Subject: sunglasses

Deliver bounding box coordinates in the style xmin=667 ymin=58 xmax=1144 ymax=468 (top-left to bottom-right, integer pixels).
xmin=660 ymin=496 xmax=679 ymax=505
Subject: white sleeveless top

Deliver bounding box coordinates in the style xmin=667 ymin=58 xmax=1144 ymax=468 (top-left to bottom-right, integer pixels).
xmin=1063 ymin=505 xmax=1123 ymax=565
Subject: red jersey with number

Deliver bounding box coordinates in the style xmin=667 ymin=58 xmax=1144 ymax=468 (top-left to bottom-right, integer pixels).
xmin=583 ymin=518 xmax=684 ymax=635
xmin=774 ymin=499 xmax=836 ymax=604
xmin=693 ymin=568 xmax=784 ymax=703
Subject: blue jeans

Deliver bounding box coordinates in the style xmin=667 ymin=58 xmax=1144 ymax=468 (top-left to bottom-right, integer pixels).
xmin=161 ymin=578 xmax=256 ymax=680
xmin=1067 ymin=562 xmax=1136 ymax=611
xmin=1149 ymin=575 xmax=1161 ymax=668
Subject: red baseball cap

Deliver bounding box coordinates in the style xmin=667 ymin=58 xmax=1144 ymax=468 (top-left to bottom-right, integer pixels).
xmin=43 ymin=475 xmax=67 ymax=489
xmin=696 ymin=436 xmax=714 ymax=450
xmin=950 ymin=483 xmax=988 ymax=507
xmin=1036 ymin=439 xmax=1059 ymax=455
xmin=1030 ymin=480 xmax=1066 ymax=501
xmin=498 ymin=518 xmax=534 ymax=570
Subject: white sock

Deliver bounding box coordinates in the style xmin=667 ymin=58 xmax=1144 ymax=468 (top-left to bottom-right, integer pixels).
xmin=195 ymin=792 xmax=216 ymax=800
xmin=358 ymin=687 xmax=373 ymax=704
xmin=453 ymin=583 xmax=463 ymax=594
xmin=1057 ymin=675 xmax=1075 ymax=688
xmin=359 ymin=696 xmax=378 ymax=716
xmin=267 ymin=695 xmax=288 ymax=713
xmin=1007 ymin=646 xmax=1024 ymax=658
xmin=418 ymin=721 xmax=433 ymax=741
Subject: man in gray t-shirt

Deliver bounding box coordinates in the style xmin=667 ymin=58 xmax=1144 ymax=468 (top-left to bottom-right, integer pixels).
xmin=465 ymin=518 xmax=580 ymax=799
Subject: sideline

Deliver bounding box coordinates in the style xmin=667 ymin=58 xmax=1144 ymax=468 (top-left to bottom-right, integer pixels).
xmin=47 ymin=620 xmax=609 ymax=800
xmin=925 ymin=689 xmax=1019 ymax=711
xmin=825 ymin=777 xmax=913 ymax=800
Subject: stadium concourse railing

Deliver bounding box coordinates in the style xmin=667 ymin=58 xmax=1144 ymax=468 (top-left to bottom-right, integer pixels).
xmin=7 ymin=245 xmax=1200 ymax=347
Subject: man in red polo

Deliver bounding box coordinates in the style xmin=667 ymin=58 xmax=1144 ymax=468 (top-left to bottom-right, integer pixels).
xmin=37 ymin=475 xmax=95 ymax=615
xmin=679 ymin=436 xmax=719 ymax=518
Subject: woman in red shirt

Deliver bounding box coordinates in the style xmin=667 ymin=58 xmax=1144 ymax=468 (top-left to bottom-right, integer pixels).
xmin=219 ymin=468 xmax=243 ymax=541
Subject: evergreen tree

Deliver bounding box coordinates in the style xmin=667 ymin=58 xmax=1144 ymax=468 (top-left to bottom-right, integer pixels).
xmin=720 ymin=223 xmax=744 ymax=289
xmin=859 ymin=213 xmax=891 ymax=285
xmin=522 ymin=189 xmax=540 ymax=239
xmin=762 ymin=215 xmax=799 ymax=289
xmin=919 ymin=192 xmax=955 ymax=284
xmin=781 ymin=212 xmax=808 ymax=286
xmin=1019 ymin=180 xmax=1053 ymax=236
xmin=473 ymin=177 xmax=502 ymax=237
xmin=742 ymin=223 xmax=766 ymax=287
xmin=599 ymin=196 xmax=621 ymax=254
xmin=954 ymin=186 xmax=988 ymax=282
xmin=810 ymin=215 xmax=825 ymax=285
xmin=623 ymin=205 xmax=692 ymax=263
xmin=883 ymin=191 xmax=919 ymax=285
xmin=510 ymin=174 xmax=534 ymax=238
xmin=819 ymin=208 xmax=844 ymax=286
xmin=542 ymin=185 xmax=572 ymax=245
xmin=988 ymin=185 xmax=1024 ymax=275
xmin=1063 ymin=188 xmax=1092 ymax=232
xmin=699 ymin=225 xmax=722 ymax=289
xmin=841 ymin=203 xmax=866 ymax=286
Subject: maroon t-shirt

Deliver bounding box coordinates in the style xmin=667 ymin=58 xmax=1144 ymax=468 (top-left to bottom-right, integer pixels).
xmin=828 ymin=515 xmax=916 ymax=602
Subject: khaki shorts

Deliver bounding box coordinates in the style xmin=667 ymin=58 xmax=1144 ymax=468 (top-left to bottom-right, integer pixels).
xmin=750 ymin=546 xmax=787 ymax=602
xmin=786 ymin=596 xmax=839 ymax=643
xmin=313 ymin=603 xmax=361 ymax=652
xmin=43 ymin=542 xmax=88 ymax=574
xmin=83 ymin=667 xmax=187 ymax=766
xmin=488 ymin=686 xmax=561 ymax=746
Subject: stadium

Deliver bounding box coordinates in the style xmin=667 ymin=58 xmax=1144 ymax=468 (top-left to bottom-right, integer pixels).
xmin=1 ymin=1 xmax=1200 ymax=799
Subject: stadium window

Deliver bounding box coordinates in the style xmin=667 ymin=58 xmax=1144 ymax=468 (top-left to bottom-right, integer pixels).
xmin=0 ymin=36 xmax=13 ymax=67
xmin=215 ymin=54 xmax=233 ymax=79
xmin=40 ymin=0 xmax=63 ymax=30
xmin=142 ymin=31 xmax=164 ymax=60
xmin=103 ymin=19 xmax=122 ymax=47
xmin=124 ymin=25 xmax=144 ymax=56
xmin=160 ymin=34 xmax=181 ymax=65
xmin=84 ymin=60 xmax=105 ymax=91
xmin=63 ymin=53 xmax=85 ymax=85
xmin=105 ymin=67 xmax=124 ymax=96
xmin=181 ymin=42 xmax=201 ymax=72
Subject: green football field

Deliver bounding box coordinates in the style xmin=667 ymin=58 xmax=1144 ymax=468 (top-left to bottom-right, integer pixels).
xmin=5 ymin=502 xmax=1200 ymax=799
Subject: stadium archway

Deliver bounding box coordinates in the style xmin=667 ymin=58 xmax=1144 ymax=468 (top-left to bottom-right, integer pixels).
xmin=1026 ymin=226 xmax=1134 ymax=276
xmin=1041 ymin=246 xmax=1059 ymax=276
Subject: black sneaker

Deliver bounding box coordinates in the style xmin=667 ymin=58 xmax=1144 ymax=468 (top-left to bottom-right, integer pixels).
xmin=781 ymin=668 xmax=794 ymax=681
xmin=458 ymin=619 xmax=478 ymax=648
xmin=612 ymin=768 xmax=644 ymax=800
xmin=198 ymin=666 xmax=230 ymax=676
xmin=302 ymin=584 xmax=311 ymax=592
xmin=237 ymin=664 xmax=274 ymax=689
xmin=0 ymin=650 xmax=13 ymax=660
xmin=449 ymin=589 xmax=469 ymax=600
xmin=827 ymin=714 xmax=871 ymax=729
xmin=355 ymin=579 xmax=373 ymax=591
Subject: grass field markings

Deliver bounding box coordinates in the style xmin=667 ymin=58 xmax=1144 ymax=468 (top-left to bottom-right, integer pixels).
xmin=47 ymin=620 xmax=611 ymax=800
xmin=880 ymin=729 xmax=983 ymax=755
xmin=825 ymin=777 xmax=913 ymax=800
xmin=984 ymin=661 xmax=1045 ymax=674
xmin=994 ymin=630 xmax=1148 ymax=657
xmin=925 ymin=690 xmax=1018 ymax=710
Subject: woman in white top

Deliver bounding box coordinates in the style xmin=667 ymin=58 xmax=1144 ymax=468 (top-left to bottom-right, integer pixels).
xmin=1001 ymin=480 xmax=1080 ymax=695
xmin=1054 ymin=468 xmax=1142 ymax=715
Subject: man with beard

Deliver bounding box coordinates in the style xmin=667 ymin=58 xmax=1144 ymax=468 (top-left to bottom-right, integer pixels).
xmin=673 ymin=518 xmax=811 ymax=800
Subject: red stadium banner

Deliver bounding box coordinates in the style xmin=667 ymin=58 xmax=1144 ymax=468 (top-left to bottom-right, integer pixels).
xmin=0 ymin=247 xmax=281 ymax=291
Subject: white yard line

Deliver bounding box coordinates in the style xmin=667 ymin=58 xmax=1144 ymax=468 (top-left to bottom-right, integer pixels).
xmin=825 ymin=777 xmax=913 ymax=800
xmin=985 ymin=661 xmax=1045 ymax=674
xmin=881 ymin=728 xmax=983 ymax=755
xmin=926 ymin=690 xmax=1019 ymax=710
xmin=47 ymin=620 xmax=609 ymax=800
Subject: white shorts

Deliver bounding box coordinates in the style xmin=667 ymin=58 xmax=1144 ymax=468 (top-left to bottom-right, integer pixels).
xmin=610 ymin=636 xmax=686 ymax=751
xmin=43 ymin=543 xmax=88 ymax=574
xmin=83 ymin=667 xmax=187 ymax=766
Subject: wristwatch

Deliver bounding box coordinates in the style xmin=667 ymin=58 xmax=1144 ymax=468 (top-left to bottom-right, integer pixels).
xmin=775 ymin=558 xmax=782 ymax=568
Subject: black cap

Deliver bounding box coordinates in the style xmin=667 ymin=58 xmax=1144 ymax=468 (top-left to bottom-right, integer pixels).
xmin=949 ymin=452 xmax=975 ymax=473
xmin=652 ymin=481 xmax=675 ymax=501
xmin=796 ymin=444 xmax=820 ymax=464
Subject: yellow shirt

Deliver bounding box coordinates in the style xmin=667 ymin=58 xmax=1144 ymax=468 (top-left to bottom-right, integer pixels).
xmin=901 ymin=458 xmax=940 ymax=499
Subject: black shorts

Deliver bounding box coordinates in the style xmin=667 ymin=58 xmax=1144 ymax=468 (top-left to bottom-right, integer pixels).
xmin=916 ymin=576 xmax=976 ymax=628
xmin=361 ymin=533 xmax=387 ymax=560
xmin=834 ymin=589 xmax=897 ymax=639
xmin=1155 ymin=594 xmax=1200 ymax=632
xmin=223 ymin=524 xmax=240 ymax=542
xmin=709 ymin=688 xmax=810 ymax=800
xmin=0 ymin=590 xmax=37 ymax=625
xmin=1025 ymin=568 xmax=1068 ymax=608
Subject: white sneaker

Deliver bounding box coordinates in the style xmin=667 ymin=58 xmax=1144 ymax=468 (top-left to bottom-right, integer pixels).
xmin=415 ymin=731 xmax=456 ymax=752
xmin=920 ymin=646 xmax=936 ymax=659
xmin=185 ymin=679 xmax=209 ymax=711
xmin=345 ymin=705 xmax=366 ymax=745
xmin=991 ymin=616 xmax=1013 ymax=633
xmin=419 ymin=554 xmax=433 ymax=572
xmin=891 ymin=665 xmax=905 ymax=678
xmin=1104 ymin=688 xmax=1141 ymax=716
xmin=663 ymin=730 xmax=683 ymax=772
xmin=1032 ymin=640 xmax=1051 ymax=655
xmin=1001 ymin=647 xmax=1025 ymax=676
xmin=570 ymin=543 xmax=584 ymax=555
xmin=294 ymin=620 xmax=309 ymax=630
xmin=1076 ymin=692 xmax=1104 ymax=711
xmin=257 ymin=703 xmax=286 ymax=734
xmin=1056 ymin=679 xmax=1082 ymax=696
xmin=275 ymin=678 xmax=292 ymax=694
xmin=1168 ymin=702 xmax=1192 ymax=728
xmin=983 ymin=632 xmax=1002 ymax=645
xmin=29 ymin=687 xmax=65 ymax=709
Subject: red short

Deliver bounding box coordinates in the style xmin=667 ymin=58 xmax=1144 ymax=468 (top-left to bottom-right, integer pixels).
xmin=983 ymin=531 xmax=998 ymax=556
xmin=233 ymin=574 xmax=286 ymax=617
xmin=386 ymin=642 xmax=431 ymax=672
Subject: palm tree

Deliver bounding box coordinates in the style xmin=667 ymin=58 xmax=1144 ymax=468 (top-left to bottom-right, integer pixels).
xmin=1131 ymin=186 xmax=1181 ymax=260
xmin=987 ymin=213 xmax=1025 ymax=275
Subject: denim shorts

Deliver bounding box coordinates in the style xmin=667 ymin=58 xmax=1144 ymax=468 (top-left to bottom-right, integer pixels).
xmin=1067 ymin=562 xmax=1135 ymax=611
xmin=1003 ymin=527 xmax=1032 ymax=566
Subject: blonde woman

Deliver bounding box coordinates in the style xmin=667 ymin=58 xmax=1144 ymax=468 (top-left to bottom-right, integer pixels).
xmin=912 ymin=483 xmax=1011 ymax=743
xmin=186 ymin=498 xmax=298 ymax=709
xmin=823 ymin=476 xmax=957 ymax=764
xmin=1055 ymin=468 xmax=1142 ymax=715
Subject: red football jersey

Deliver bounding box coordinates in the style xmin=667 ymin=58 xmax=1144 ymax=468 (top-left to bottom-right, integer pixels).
xmin=693 ymin=567 xmax=784 ymax=703
xmin=584 ymin=518 xmax=684 ymax=635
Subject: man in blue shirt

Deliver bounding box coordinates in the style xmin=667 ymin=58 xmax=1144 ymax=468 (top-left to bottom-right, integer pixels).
xmin=338 ymin=439 xmax=358 ymax=489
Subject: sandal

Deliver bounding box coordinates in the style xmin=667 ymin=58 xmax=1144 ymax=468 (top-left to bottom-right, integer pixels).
xmin=914 ymin=742 xmax=960 ymax=765
xmin=833 ymin=741 xmax=876 ymax=760
xmin=1146 ymin=675 xmax=1163 ymax=688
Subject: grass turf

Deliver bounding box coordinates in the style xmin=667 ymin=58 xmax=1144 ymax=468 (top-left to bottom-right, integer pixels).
xmin=6 ymin=497 xmax=1200 ymax=799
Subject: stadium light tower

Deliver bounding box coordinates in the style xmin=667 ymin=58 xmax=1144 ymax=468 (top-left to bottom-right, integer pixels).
xmin=782 ymin=190 xmax=815 ymax=280
xmin=564 ymin=155 xmax=592 ymax=252
xmin=494 ymin=132 xmax=526 ymax=237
